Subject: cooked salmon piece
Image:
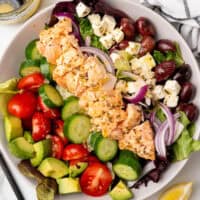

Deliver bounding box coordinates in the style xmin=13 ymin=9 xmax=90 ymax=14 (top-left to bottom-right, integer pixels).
xmin=119 ymin=121 xmax=155 ymax=160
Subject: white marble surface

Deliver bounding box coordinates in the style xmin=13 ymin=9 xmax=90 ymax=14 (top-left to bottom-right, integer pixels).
xmin=0 ymin=0 xmax=200 ymax=200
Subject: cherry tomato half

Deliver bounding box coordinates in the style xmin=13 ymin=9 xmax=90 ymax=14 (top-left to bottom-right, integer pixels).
xmin=69 ymin=155 xmax=100 ymax=166
xmin=8 ymin=91 xmax=37 ymax=119
xmin=80 ymin=162 xmax=113 ymax=197
xmin=62 ymin=144 xmax=89 ymax=161
xmin=51 ymin=135 xmax=64 ymax=159
xmin=17 ymin=73 xmax=45 ymax=91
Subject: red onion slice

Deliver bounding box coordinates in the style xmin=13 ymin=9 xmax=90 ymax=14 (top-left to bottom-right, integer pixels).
xmin=85 ymin=36 xmax=91 ymax=47
xmin=124 ymin=85 xmax=148 ymax=104
xmin=80 ymin=46 xmax=115 ymax=74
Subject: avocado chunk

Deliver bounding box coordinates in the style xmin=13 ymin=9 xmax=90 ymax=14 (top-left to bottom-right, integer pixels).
xmin=24 ymin=131 xmax=34 ymax=144
xmin=69 ymin=162 xmax=88 ymax=178
xmin=38 ymin=157 xmax=69 ymax=179
xmin=4 ymin=115 xmax=23 ymax=142
xmin=30 ymin=139 xmax=52 ymax=167
xmin=57 ymin=177 xmax=81 ymax=194
xmin=9 ymin=137 xmax=35 ymax=159
xmin=0 ymin=78 xmax=18 ymax=92
xmin=109 ymin=180 xmax=133 ymax=200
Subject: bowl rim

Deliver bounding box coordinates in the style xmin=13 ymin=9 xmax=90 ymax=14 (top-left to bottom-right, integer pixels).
xmin=0 ymin=1 xmax=199 ymax=200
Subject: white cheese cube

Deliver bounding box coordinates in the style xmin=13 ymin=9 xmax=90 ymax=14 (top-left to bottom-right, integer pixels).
xmin=92 ymin=20 xmax=108 ymax=37
xmin=164 ymin=94 xmax=179 ymax=108
xmin=99 ymin=34 xmax=115 ymax=49
xmin=125 ymin=42 xmax=141 ymax=55
xmin=127 ymin=79 xmax=146 ymax=94
xmin=164 ymin=80 xmax=181 ymax=95
xmin=76 ymin=2 xmax=91 ymax=18
xmin=102 ymin=15 xmax=116 ymax=33
xmin=110 ymin=52 xmax=120 ymax=63
xmin=152 ymin=85 xmax=165 ymax=100
xmin=139 ymin=53 xmax=156 ymax=69
xmin=88 ymin=14 xmax=101 ymax=26
xmin=112 ymin=28 xmax=124 ymax=43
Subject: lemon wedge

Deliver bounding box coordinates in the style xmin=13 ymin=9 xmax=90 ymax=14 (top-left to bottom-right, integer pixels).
xmin=159 ymin=182 xmax=193 ymax=200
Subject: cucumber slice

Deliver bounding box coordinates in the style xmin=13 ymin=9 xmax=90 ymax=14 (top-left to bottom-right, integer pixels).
xmin=40 ymin=58 xmax=55 ymax=81
xmin=88 ymin=132 xmax=102 ymax=149
xmin=19 ymin=60 xmax=41 ymax=76
xmin=113 ymin=150 xmax=142 ymax=181
xmin=39 ymin=84 xmax=63 ymax=108
xmin=64 ymin=114 xmax=91 ymax=144
xmin=25 ymin=39 xmax=42 ymax=60
xmin=94 ymin=136 xmax=118 ymax=162
xmin=61 ymin=96 xmax=80 ymax=120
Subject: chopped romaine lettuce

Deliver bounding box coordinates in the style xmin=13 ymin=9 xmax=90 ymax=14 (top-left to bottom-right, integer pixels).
xmin=78 ymin=18 xmax=107 ymax=51
xmin=153 ymin=43 xmax=184 ymax=66
xmin=178 ymin=111 xmax=190 ymax=128
xmin=156 ymin=108 xmax=166 ymax=122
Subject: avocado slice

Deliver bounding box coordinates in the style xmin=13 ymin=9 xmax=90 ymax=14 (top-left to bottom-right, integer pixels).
xmin=57 ymin=177 xmax=81 ymax=194
xmin=69 ymin=162 xmax=88 ymax=178
xmin=0 ymin=78 xmax=18 ymax=92
xmin=30 ymin=139 xmax=52 ymax=167
xmin=9 ymin=137 xmax=35 ymax=159
xmin=4 ymin=115 xmax=23 ymax=142
xmin=109 ymin=180 xmax=133 ymax=200
xmin=38 ymin=157 xmax=69 ymax=179
xmin=24 ymin=131 xmax=34 ymax=144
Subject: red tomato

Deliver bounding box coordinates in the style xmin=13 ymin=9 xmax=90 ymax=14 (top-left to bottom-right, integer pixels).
xmin=17 ymin=73 xmax=45 ymax=91
xmin=32 ymin=111 xmax=51 ymax=142
xmin=51 ymin=136 xmax=64 ymax=159
xmin=80 ymin=162 xmax=113 ymax=196
xmin=62 ymin=144 xmax=89 ymax=161
xmin=69 ymin=155 xmax=100 ymax=166
xmin=8 ymin=91 xmax=37 ymax=119
xmin=52 ymin=119 xmax=68 ymax=145
xmin=37 ymin=96 xmax=60 ymax=119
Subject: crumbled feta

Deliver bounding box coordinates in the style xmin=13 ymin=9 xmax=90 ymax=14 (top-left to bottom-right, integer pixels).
xmin=92 ymin=20 xmax=108 ymax=37
xmin=110 ymin=52 xmax=120 ymax=63
xmin=164 ymin=94 xmax=179 ymax=108
xmin=152 ymin=85 xmax=165 ymax=100
xmin=88 ymin=14 xmax=101 ymax=26
xmin=125 ymin=42 xmax=141 ymax=55
xmin=76 ymin=2 xmax=91 ymax=18
xmin=127 ymin=79 xmax=146 ymax=94
xmin=139 ymin=53 xmax=156 ymax=69
xmin=112 ymin=28 xmax=124 ymax=43
xmin=164 ymin=80 xmax=181 ymax=95
xmin=99 ymin=34 xmax=115 ymax=49
xmin=102 ymin=15 xmax=116 ymax=33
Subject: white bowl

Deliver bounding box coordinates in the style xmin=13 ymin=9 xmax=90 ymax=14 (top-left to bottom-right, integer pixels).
xmin=0 ymin=1 xmax=200 ymax=200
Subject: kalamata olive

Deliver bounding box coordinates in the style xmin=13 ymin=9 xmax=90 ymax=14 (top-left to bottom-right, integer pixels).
xmin=178 ymin=103 xmax=199 ymax=122
xmin=173 ymin=64 xmax=192 ymax=83
xmin=120 ymin=18 xmax=135 ymax=40
xmin=180 ymin=82 xmax=195 ymax=102
xmin=109 ymin=40 xmax=129 ymax=53
xmin=154 ymin=61 xmax=176 ymax=82
xmin=139 ymin=36 xmax=155 ymax=56
xmin=135 ymin=17 xmax=155 ymax=37
xmin=156 ymin=39 xmax=176 ymax=53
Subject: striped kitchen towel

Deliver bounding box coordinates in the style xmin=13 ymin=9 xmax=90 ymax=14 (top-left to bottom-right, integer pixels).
xmin=140 ymin=0 xmax=200 ymax=57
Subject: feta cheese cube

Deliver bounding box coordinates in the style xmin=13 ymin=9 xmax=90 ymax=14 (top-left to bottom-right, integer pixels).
xmin=139 ymin=53 xmax=156 ymax=69
xmin=152 ymin=85 xmax=165 ymax=100
xmin=92 ymin=20 xmax=108 ymax=37
xmin=102 ymin=15 xmax=116 ymax=33
xmin=164 ymin=94 xmax=179 ymax=108
xmin=88 ymin=14 xmax=101 ymax=26
xmin=112 ymin=28 xmax=124 ymax=43
xmin=164 ymin=80 xmax=181 ymax=95
xmin=99 ymin=34 xmax=115 ymax=49
xmin=125 ymin=42 xmax=141 ymax=55
xmin=110 ymin=52 xmax=120 ymax=63
xmin=127 ymin=79 xmax=146 ymax=94
xmin=76 ymin=2 xmax=91 ymax=18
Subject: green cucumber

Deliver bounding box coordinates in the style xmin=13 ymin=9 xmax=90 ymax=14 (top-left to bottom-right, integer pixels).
xmin=25 ymin=39 xmax=42 ymax=60
xmin=64 ymin=113 xmax=91 ymax=144
xmin=113 ymin=150 xmax=142 ymax=181
xmin=19 ymin=59 xmax=41 ymax=76
xmin=88 ymin=132 xmax=102 ymax=149
xmin=94 ymin=136 xmax=118 ymax=162
xmin=39 ymin=84 xmax=63 ymax=108
xmin=61 ymin=96 xmax=80 ymax=120
xmin=40 ymin=58 xmax=55 ymax=81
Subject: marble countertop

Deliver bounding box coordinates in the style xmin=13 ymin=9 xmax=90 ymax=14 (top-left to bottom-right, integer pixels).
xmin=0 ymin=0 xmax=200 ymax=200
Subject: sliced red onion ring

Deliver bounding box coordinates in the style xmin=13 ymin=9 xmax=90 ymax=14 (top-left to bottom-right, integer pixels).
xmin=173 ymin=121 xmax=184 ymax=142
xmin=150 ymin=111 xmax=160 ymax=131
xmin=159 ymin=103 xmax=175 ymax=146
xmin=85 ymin=36 xmax=91 ymax=47
xmin=80 ymin=46 xmax=115 ymax=74
xmin=124 ymin=85 xmax=148 ymax=104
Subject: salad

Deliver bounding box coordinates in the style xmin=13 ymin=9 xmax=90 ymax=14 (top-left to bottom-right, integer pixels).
xmin=1 ymin=0 xmax=200 ymax=200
